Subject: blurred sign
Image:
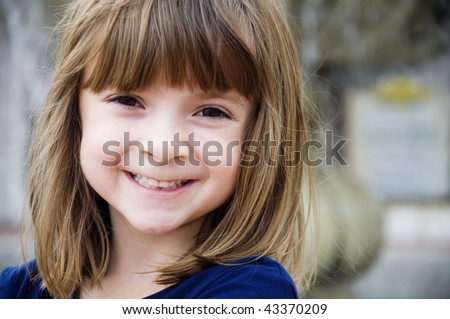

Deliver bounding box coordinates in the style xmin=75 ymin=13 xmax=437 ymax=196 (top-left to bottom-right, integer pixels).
xmin=347 ymin=75 xmax=450 ymax=200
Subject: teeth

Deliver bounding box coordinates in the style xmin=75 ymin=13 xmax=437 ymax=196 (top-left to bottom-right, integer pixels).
xmin=131 ymin=173 xmax=188 ymax=190
xmin=159 ymin=181 xmax=170 ymax=188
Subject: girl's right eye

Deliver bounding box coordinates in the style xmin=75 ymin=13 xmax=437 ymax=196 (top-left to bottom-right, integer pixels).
xmin=109 ymin=95 xmax=144 ymax=109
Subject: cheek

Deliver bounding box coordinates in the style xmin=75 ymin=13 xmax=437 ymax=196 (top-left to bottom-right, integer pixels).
xmin=197 ymin=137 xmax=242 ymax=192
xmin=81 ymin=121 xmax=126 ymax=163
xmin=79 ymin=101 xmax=128 ymax=167
xmin=194 ymin=126 xmax=245 ymax=168
xmin=79 ymin=126 xmax=124 ymax=187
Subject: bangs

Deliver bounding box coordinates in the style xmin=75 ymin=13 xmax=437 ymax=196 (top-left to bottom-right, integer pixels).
xmin=84 ymin=0 xmax=260 ymax=96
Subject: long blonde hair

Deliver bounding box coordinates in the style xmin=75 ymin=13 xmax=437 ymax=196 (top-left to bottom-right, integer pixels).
xmin=28 ymin=0 xmax=315 ymax=298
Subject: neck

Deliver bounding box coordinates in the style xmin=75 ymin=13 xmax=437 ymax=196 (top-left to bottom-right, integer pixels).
xmin=81 ymin=207 xmax=202 ymax=298
xmin=110 ymin=214 xmax=199 ymax=274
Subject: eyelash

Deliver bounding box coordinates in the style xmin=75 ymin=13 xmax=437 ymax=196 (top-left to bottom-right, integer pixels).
xmin=195 ymin=106 xmax=231 ymax=119
xmin=107 ymin=95 xmax=232 ymax=119
xmin=108 ymin=95 xmax=143 ymax=109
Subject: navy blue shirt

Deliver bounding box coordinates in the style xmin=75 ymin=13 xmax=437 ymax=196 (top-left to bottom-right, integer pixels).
xmin=0 ymin=257 xmax=298 ymax=298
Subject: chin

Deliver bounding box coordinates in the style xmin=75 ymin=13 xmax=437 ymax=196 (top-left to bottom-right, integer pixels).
xmin=129 ymin=220 xmax=180 ymax=235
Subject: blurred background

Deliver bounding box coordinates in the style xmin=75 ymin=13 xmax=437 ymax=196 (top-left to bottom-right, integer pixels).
xmin=0 ymin=0 xmax=449 ymax=298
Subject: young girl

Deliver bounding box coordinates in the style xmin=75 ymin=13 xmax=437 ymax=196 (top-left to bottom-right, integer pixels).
xmin=0 ymin=0 xmax=314 ymax=298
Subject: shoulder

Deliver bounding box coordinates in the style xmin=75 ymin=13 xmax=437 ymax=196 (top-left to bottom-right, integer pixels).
xmin=0 ymin=260 xmax=51 ymax=299
xmin=149 ymin=256 xmax=298 ymax=299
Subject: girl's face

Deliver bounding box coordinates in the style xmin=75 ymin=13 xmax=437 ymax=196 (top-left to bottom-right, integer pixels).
xmin=79 ymin=82 xmax=255 ymax=238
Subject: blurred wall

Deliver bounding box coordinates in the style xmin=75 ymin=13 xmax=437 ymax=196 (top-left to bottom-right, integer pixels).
xmin=0 ymin=0 xmax=59 ymax=268
xmin=287 ymin=0 xmax=450 ymax=298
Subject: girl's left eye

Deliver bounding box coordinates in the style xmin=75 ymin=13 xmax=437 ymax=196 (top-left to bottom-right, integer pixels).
xmin=195 ymin=107 xmax=230 ymax=119
xmin=109 ymin=95 xmax=143 ymax=109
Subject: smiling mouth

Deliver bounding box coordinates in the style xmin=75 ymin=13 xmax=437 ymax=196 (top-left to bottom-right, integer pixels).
xmin=130 ymin=173 xmax=190 ymax=191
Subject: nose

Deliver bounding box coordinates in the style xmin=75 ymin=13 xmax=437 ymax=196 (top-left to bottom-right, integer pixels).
xmin=143 ymin=120 xmax=192 ymax=166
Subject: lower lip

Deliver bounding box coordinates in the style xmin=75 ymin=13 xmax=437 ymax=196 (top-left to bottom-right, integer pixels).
xmin=125 ymin=171 xmax=195 ymax=196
